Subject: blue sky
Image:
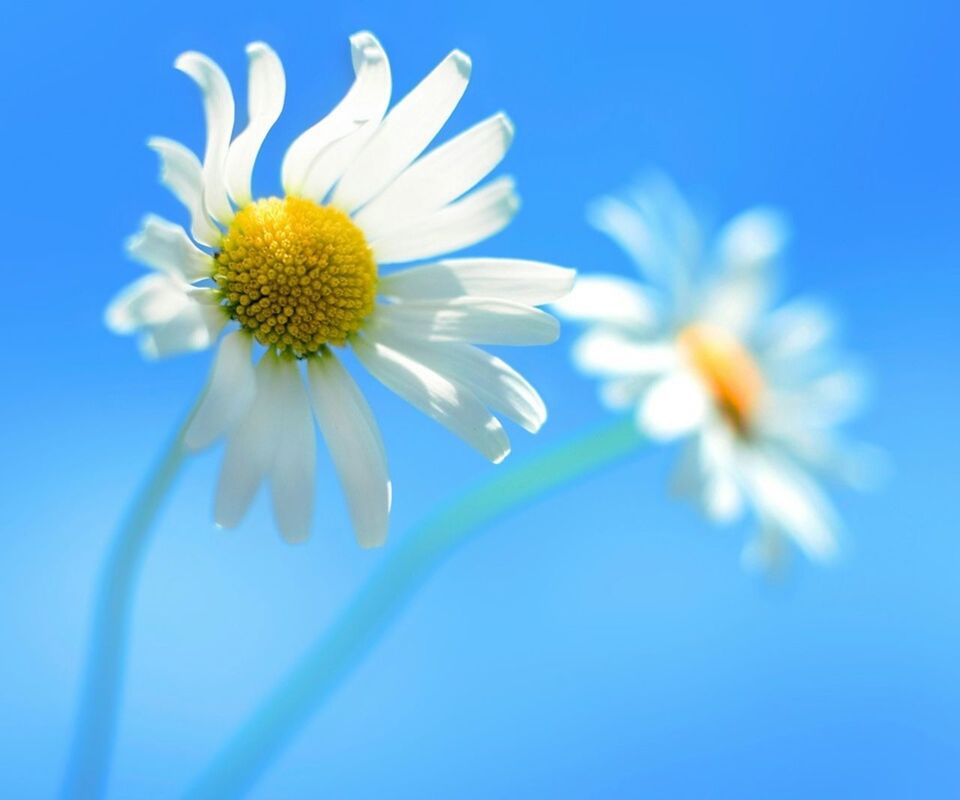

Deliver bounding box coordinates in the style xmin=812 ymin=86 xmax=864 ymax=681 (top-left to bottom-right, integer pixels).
xmin=1 ymin=0 xmax=958 ymax=797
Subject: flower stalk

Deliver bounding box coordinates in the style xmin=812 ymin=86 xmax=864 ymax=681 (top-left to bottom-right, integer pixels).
xmin=185 ymin=415 xmax=645 ymax=799
xmin=61 ymin=414 xmax=192 ymax=800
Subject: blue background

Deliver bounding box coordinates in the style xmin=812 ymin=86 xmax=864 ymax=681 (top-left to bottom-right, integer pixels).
xmin=2 ymin=0 xmax=958 ymax=797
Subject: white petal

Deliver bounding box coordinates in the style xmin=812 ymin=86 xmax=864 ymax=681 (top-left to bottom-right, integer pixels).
xmin=759 ymin=300 xmax=836 ymax=367
xmin=597 ymin=375 xmax=654 ymax=410
xmin=804 ymin=370 xmax=867 ymax=422
xmin=572 ymin=329 xmax=677 ymax=377
xmin=697 ymin=270 xmax=770 ymax=335
xmin=702 ymin=469 xmax=743 ymax=522
xmin=307 ymin=353 xmax=391 ymax=547
xmin=281 ymin=31 xmax=391 ymax=199
xmin=625 ymin=173 xmax=701 ymax=281
xmin=184 ymin=330 xmax=256 ymax=450
xmin=126 ymin=216 xmax=213 ymax=281
xmin=378 ymin=258 xmax=575 ymax=306
xmin=105 ymin=275 xmax=224 ymax=359
xmin=715 ymin=207 xmax=790 ymax=273
xmin=225 ymin=42 xmax=286 ymax=208
xmin=552 ymin=275 xmax=659 ymax=330
xmin=354 ymin=336 xmax=510 ymax=463
xmin=105 ymin=274 xmax=191 ymax=334
xmin=741 ymin=452 xmax=840 ymax=561
xmin=215 ymin=354 xmax=280 ymax=529
xmin=371 ymin=176 xmax=518 ymax=264
xmin=587 ymin=196 xmax=659 ymax=277
xmin=175 ymin=51 xmax=236 ymax=225
xmin=371 ymin=332 xmax=546 ymax=433
xmin=332 ymin=49 xmax=471 ymax=213
xmin=639 ymin=370 xmax=709 ymax=440
xmin=371 ymin=297 xmax=559 ymax=346
xmin=765 ymin=368 xmax=867 ymax=430
xmin=269 ymin=359 xmax=316 ymax=543
xmin=698 ymin=209 xmax=788 ymax=334
xmin=354 ymin=112 xmax=514 ymax=239
xmin=678 ymin=426 xmax=743 ymax=523
xmin=140 ymin=300 xmax=226 ymax=359
xmin=589 ymin=174 xmax=701 ymax=297
xmin=763 ymin=421 xmax=884 ymax=490
xmin=147 ymin=137 xmax=223 ymax=247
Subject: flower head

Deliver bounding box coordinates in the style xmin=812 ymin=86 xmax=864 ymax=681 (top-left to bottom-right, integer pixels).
xmin=107 ymin=34 xmax=574 ymax=545
xmin=556 ymin=172 xmax=874 ymax=568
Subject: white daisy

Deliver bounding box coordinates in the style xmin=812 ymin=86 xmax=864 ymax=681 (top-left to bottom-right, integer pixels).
xmin=107 ymin=34 xmax=574 ymax=546
xmin=555 ymin=173 xmax=872 ymax=567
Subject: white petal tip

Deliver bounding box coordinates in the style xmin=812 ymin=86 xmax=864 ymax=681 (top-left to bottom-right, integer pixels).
xmin=491 ymin=446 xmax=511 ymax=465
xmin=173 ymin=51 xmax=200 ymax=72
xmin=526 ymin=412 xmax=547 ymax=434
xmin=357 ymin=534 xmax=388 ymax=550
xmin=123 ymin=231 xmax=143 ymax=255
xmin=556 ymin=268 xmax=577 ymax=298
xmin=450 ymin=49 xmax=472 ymax=76
xmin=245 ymin=41 xmax=271 ymax=55
xmin=495 ymin=112 xmax=516 ymax=143
xmin=808 ymin=541 xmax=840 ymax=563
xmin=103 ymin=306 xmax=127 ymax=335
xmin=585 ymin=198 xmax=616 ymax=231
xmin=543 ymin=316 xmax=561 ymax=344
xmin=138 ymin=339 xmax=162 ymax=360
xmin=349 ymin=30 xmax=377 ymax=46
xmin=349 ymin=31 xmax=385 ymax=61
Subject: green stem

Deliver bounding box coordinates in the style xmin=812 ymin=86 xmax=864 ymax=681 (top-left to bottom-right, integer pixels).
xmin=61 ymin=416 xmax=191 ymax=800
xmin=185 ymin=415 xmax=644 ymax=799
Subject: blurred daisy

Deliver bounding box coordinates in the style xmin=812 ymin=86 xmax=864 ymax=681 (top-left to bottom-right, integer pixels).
xmin=106 ymin=34 xmax=574 ymax=545
xmin=556 ymin=173 xmax=873 ymax=567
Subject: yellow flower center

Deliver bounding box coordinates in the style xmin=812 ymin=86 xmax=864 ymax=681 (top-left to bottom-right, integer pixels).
xmin=677 ymin=322 xmax=765 ymax=436
xmin=215 ymin=196 xmax=377 ymax=356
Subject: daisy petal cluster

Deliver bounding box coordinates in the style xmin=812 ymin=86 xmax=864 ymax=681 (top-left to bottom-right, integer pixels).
xmin=556 ymin=173 xmax=873 ymax=567
xmin=107 ymin=33 xmax=575 ymax=545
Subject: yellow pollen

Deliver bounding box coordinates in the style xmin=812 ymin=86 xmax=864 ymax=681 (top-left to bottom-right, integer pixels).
xmin=215 ymin=196 xmax=377 ymax=356
xmin=677 ymin=322 xmax=765 ymax=436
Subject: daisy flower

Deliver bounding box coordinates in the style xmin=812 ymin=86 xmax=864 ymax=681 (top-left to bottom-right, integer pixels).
xmin=106 ymin=33 xmax=574 ymax=546
xmin=555 ymin=173 xmax=873 ymax=567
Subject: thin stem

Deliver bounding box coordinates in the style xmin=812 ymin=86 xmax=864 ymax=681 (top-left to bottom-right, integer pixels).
xmin=61 ymin=415 xmax=192 ymax=800
xmin=185 ymin=415 xmax=644 ymax=799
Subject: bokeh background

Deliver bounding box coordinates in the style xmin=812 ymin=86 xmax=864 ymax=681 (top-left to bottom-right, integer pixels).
xmin=2 ymin=0 xmax=958 ymax=797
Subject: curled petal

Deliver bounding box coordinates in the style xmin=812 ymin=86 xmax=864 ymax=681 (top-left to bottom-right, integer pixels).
xmin=281 ymin=31 xmax=391 ymax=199
xmin=225 ymin=42 xmax=286 ymax=207
xmin=147 ymin=137 xmax=222 ymax=247
xmin=175 ymin=51 xmax=236 ymax=226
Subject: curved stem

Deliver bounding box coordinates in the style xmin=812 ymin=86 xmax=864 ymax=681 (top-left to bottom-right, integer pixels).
xmin=185 ymin=415 xmax=644 ymax=799
xmin=61 ymin=416 xmax=191 ymax=800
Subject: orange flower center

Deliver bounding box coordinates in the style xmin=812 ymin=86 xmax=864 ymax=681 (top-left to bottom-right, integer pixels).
xmin=677 ymin=322 xmax=765 ymax=436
